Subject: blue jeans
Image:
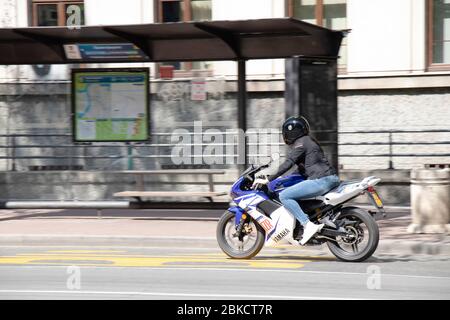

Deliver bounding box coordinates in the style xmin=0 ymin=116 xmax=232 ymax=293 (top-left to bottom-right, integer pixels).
xmin=279 ymin=174 xmax=340 ymax=226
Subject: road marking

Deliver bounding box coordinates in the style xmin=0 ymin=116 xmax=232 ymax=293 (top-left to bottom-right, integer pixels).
xmin=0 ymin=250 xmax=310 ymax=269
xmin=0 ymin=289 xmax=364 ymax=300
xmin=46 ymin=250 xmax=126 ymax=254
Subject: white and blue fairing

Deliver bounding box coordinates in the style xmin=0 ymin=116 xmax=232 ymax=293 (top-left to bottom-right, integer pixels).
xmin=228 ymin=175 xmax=299 ymax=246
xmin=229 ymin=173 xmax=305 ymax=225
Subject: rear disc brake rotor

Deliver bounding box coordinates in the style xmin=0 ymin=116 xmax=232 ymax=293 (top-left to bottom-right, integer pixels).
xmin=342 ymin=225 xmax=360 ymax=245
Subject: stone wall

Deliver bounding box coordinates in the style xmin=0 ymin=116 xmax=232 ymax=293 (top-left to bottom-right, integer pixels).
xmin=338 ymin=87 xmax=450 ymax=170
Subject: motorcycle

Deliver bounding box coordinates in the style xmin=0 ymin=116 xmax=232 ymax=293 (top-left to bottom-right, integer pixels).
xmin=216 ymin=162 xmax=386 ymax=262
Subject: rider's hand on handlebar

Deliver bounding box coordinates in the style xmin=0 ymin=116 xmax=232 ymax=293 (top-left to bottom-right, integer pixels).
xmin=251 ymin=175 xmax=269 ymax=189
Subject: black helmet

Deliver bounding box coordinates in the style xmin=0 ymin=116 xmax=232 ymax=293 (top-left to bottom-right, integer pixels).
xmin=281 ymin=116 xmax=310 ymax=145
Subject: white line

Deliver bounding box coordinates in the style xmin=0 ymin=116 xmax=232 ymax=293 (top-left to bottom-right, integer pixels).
xmin=0 ymin=290 xmax=362 ymax=300
xmin=0 ymin=265 xmax=449 ymax=281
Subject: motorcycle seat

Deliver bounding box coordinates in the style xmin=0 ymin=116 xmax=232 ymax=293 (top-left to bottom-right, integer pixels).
xmin=323 ymin=180 xmax=361 ymax=195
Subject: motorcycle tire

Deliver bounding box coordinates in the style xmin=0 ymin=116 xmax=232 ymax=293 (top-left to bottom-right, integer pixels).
xmin=327 ymin=207 xmax=379 ymax=262
xmin=216 ymin=210 xmax=265 ymax=259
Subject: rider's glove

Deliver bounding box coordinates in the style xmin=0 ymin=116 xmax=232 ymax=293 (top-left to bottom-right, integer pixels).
xmin=252 ymin=175 xmax=269 ymax=189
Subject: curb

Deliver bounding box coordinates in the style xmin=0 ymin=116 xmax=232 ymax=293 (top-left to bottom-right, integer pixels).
xmin=0 ymin=235 xmax=449 ymax=256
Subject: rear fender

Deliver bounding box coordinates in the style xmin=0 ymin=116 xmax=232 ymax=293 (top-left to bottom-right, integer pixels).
xmin=340 ymin=206 xmax=370 ymax=216
xmin=339 ymin=206 xmax=376 ymax=220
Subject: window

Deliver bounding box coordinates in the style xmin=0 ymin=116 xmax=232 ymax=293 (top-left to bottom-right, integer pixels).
xmin=287 ymin=0 xmax=347 ymax=69
xmin=158 ymin=0 xmax=212 ymax=22
xmin=161 ymin=1 xmax=184 ymax=22
xmin=32 ymin=0 xmax=85 ymax=27
xmin=428 ymin=0 xmax=450 ymax=69
xmin=157 ymin=0 xmax=212 ymax=76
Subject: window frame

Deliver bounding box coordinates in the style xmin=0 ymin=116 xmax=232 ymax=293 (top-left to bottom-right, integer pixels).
xmin=286 ymin=0 xmax=324 ymax=24
xmin=427 ymin=0 xmax=450 ymax=71
xmin=157 ymin=0 xmax=192 ymax=23
xmin=286 ymin=0 xmax=347 ymax=73
xmin=156 ymin=0 xmax=213 ymax=77
xmin=31 ymin=0 xmax=84 ymax=27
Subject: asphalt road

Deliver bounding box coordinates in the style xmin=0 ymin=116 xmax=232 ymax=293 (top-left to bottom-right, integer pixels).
xmin=0 ymin=245 xmax=449 ymax=300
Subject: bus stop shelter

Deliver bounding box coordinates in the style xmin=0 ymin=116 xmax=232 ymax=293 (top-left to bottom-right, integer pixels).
xmin=0 ymin=18 xmax=343 ymax=210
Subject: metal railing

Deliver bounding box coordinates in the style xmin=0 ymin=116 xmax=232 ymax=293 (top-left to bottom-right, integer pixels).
xmin=0 ymin=129 xmax=449 ymax=171
xmin=338 ymin=129 xmax=450 ymax=169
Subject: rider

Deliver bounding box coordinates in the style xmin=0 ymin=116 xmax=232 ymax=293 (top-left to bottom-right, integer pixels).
xmin=253 ymin=116 xmax=340 ymax=245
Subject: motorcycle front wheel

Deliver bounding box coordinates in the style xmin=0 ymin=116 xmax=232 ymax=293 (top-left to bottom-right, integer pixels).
xmin=327 ymin=207 xmax=379 ymax=262
xmin=216 ymin=210 xmax=265 ymax=259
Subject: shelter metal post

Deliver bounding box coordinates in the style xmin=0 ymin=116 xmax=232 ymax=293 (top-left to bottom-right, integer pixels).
xmin=237 ymin=60 xmax=248 ymax=170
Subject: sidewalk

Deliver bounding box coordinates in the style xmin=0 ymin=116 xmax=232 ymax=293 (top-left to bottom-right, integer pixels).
xmin=0 ymin=208 xmax=449 ymax=256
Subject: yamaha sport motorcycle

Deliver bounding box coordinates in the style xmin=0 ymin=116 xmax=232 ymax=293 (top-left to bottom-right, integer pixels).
xmin=217 ymin=163 xmax=386 ymax=262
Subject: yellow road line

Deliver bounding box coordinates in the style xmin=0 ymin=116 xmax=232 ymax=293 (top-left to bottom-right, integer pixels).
xmin=0 ymin=252 xmax=310 ymax=269
xmin=46 ymin=250 xmax=126 ymax=254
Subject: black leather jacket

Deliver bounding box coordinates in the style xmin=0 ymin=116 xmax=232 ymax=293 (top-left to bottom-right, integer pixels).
xmin=268 ymin=135 xmax=336 ymax=181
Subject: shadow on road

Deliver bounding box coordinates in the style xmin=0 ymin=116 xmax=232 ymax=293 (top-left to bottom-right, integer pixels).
xmin=251 ymin=254 xmax=336 ymax=262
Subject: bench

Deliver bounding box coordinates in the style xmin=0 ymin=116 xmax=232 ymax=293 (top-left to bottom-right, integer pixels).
xmin=113 ymin=169 xmax=228 ymax=202
xmin=114 ymin=191 xmax=228 ymax=202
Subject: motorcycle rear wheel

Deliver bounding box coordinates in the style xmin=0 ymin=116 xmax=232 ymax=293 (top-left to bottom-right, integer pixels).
xmin=216 ymin=210 xmax=265 ymax=259
xmin=327 ymin=207 xmax=379 ymax=262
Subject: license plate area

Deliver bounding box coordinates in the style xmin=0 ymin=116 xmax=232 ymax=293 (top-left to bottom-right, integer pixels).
xmin=368 ymin=189 xmax=384 ymax=208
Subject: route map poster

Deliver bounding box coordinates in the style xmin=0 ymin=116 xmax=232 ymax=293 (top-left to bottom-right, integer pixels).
xmin=72 ymin=68 xmax=149 ymax=142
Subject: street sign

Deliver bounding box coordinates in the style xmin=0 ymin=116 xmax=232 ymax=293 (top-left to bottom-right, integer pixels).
xmin=64 ymin=43 xmax=148 ymax=60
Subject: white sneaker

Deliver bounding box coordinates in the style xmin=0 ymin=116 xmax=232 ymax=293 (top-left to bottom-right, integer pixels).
xmin=300 ymin=221 xmax=324 ymax=245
